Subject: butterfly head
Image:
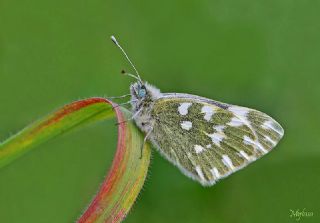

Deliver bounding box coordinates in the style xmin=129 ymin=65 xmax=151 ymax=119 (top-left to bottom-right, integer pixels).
xmin=131 ymin=82 xmax=147 ymax=99
xmin=130 ymin=81 xmax=161 ymax=111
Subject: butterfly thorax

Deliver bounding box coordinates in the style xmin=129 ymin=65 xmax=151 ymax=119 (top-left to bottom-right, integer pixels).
xmin=130 ymin=82 xmax=161 ymax=133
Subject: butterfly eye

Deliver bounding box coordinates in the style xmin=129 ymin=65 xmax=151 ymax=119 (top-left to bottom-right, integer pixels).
xmin=138 ymin=88 xmax=146 ymax=98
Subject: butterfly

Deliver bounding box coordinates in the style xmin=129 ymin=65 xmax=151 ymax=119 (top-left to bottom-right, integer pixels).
xmin=111 ymin=36 xmax=284 ymax=186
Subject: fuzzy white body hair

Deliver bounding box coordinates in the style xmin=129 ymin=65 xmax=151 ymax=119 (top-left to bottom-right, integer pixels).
xmin=130 ymin=82 xmax=162 ymax=133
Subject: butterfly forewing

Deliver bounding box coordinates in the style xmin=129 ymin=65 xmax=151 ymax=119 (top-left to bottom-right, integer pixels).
xmin=149 ymin=94 xmax=284 ymax=186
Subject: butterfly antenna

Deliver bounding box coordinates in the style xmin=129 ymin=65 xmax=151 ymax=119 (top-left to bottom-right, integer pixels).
xmin=111 ymin=35 xmax=143 ymax=83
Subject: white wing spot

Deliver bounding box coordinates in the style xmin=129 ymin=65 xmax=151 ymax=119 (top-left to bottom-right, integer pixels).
xmin=194 ymin=145 xmax=205 ymax=154
xmin=195 ymin=165 xmax=206 ymax=182
xmin=227 ymin=117 xmax=243 ymax=127
xmin=201 ymin=105 xmax=215 ymax=121
xmin=206 ymin=132 xmax=225 ymax=146
xmin=262 ymin=120 xmax=284 ymax=136
xmin=214 ymin=125 xmax=225 ymax=132
xmin=210 ymin=167 xmax=221 ymax=179
xmin=228 ymin=106 xmax=268 ymax=155
xmin=178 ymin=103 xmax=192 ymax=115
xmin=181 ymin=121 xmax=192 ymax=130
xmin=222 ymin=155 xmax=235 ymax=170
xmin=264 ymin=135 xmax=277 ymax=146
xmin=243 ymin=135 xmax=268 ymax=154
xmin=228 ymin=106 xmax=249 ymax=117
xmin=239 ymin=150 xmax=253 ymax=161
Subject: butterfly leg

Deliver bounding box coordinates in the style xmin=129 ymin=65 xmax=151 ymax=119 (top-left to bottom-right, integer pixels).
xmin=106 ymin=94 xmax=131 ymax=100
xmin=115 ymin=105 xmax=142 ymax=126
xmin=140 ymin=126 xmax=153 ymax=159
xmin=112 ymin=99 xmax=138 ymax=109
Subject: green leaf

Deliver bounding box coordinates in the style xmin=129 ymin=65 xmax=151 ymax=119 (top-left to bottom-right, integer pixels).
xmin=0 ymin=97 xmax=151 ymax=223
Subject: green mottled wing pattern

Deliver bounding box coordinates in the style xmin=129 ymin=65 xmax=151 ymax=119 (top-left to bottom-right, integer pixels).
xmin=149 ymin=94 xmax=284 ymax=186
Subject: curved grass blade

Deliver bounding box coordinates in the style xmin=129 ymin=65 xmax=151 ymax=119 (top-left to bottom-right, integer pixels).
xmin=0 ymin=97 xmax=151 ymax=223
xmin=78 ymin=104 xmax=151 ymax=223
xmin=0 ymin=98 xmax=113 ymax=168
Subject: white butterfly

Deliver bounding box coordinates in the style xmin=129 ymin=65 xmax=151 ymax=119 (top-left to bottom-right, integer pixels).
xmin=111 ymin=36 xmax=284 ymax=186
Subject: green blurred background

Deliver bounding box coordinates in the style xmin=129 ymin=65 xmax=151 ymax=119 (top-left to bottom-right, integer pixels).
xmin=1 ymin=0 xmax=319 ymax=222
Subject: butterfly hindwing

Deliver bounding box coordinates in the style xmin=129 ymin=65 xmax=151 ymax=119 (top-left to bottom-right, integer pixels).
xmin=149 ymin=94 xmax=284 ymax=186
